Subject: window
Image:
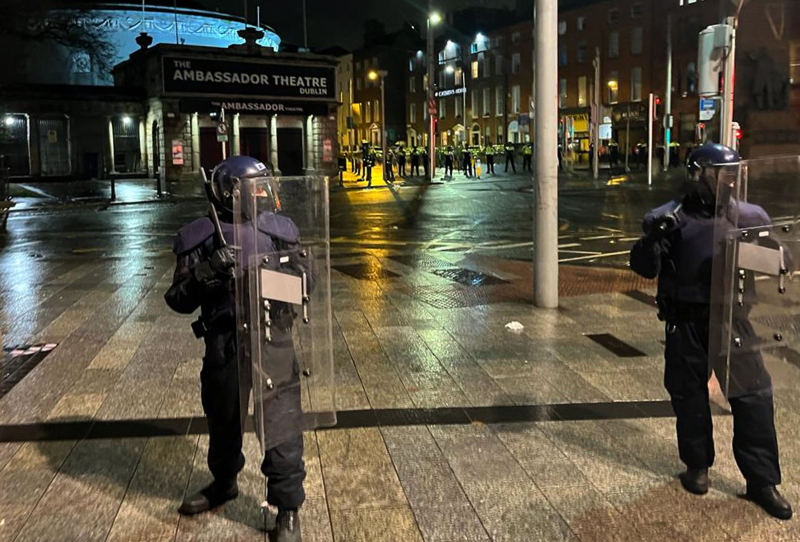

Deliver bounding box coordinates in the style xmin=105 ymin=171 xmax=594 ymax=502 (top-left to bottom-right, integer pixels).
xmin=423 ymin=74 xmax=428 ymax=90
xmin=559 ymin=78 xmax=567 ymax=108
xmin=439 ymin=99 xmax=446 ymax=119
xmin=631 ymin=67 xmax=642 ymax=102
xmin=511 ymin=53 xmax=521 ymax=74
xmin=455 ymin=67 xmax=463 ymax=86
xmin=410 ymin=76 xmax=416 ymax=93
xmin=410 ymin=103 xmax=417 ymax=123
xmin=494 ymin=36 xmax=505 ymax=48
xmin=608 ymin=32 xmax=619 ymax=59
xmin=374 ymin=100 xmax=380 ymax=122
xmin=482 ymin=88 xmax=491 ymax=116
xmin=495 ymin=86 xmax=504 ymax=116
xmin=577 ymin=16 xmax=586 ymax=31
xmin=471 ymin=92 xmax=478 ymax=119
xmin=631 ymin=2 xmax=644 ymax=19
xmin=356 ymin=79 xmax=361 ymax=90
xmin=409 ymin=59 xmax=414 ymax=72
xmin=686 ymin=62 xmax=697 ymax=94
xmin=512 ymin=31 xmax=521 ymax=43
xmin=578 ymin=76 xmax=588 ymax=107
xmin=483 ymin=53 xmax=491 ymax=77
xmin=495 ymin=56 xmax=503 ymax=75
xmin=424 ymin=105 xmax=428 ymax=120
xmin=356 ymin=61 xmax=361 ymax=71
xmin=512 ymin=85 xmax=520 ymax=113
xmin=439 ymin=70 xmax=445 ymax=88
xmin=366 ymin=101 xmax=371 ymax=123
xmin=558 ymin=21 xmax=567 ymax=35
xmin=578 ymin=39 xmax=587 ymax=63
xmin=485 ymin=125 xmax=491 ymax=145
xmin=497 ymin=126 xmax=504 ymax=144
xmin=632 ymin=27 xmax=643 ymax=55
xmin=607 ymin=71 xmax=619 ymax=104
xmin=471 ymin=60 xmax=479 ymax=79
xmin=559 ymin=44 xmax=568 ymax=67
xmin=455 ymin=96 xmax=462 ymax=117
xmin=608 ymin=8 xmax=620 ymax=24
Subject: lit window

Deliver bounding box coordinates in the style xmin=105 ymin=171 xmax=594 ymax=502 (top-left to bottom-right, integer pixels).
xmin=410 ymin=76 xmax=416 ymax=93
xmin=455 ymin=96 xmax=462 ymax=117
xmin=558 ymin=21 xmax=567 ymax=35
xmin=578 ymin=76 xmax=588 ymax=107
xmin=410 ymin=103 xmax=417 ymax=123
xmin=471 ymin=60 xmax=479 ymax=79
xmin=366 ymin=102 xmax=371 ymax=122
xmin=512 ymin=85 xmax=520 ymax=113
xmin=607 ymin=71 xmax=619 ymax=104
xmin=482 ymin=88 xmax=491 ymax=116
xmin=374 ymin=100 xmax=380 ymax=122
xmin=577 ymin=16 xmax=586 ymax=31
xmin=439 ymin=99 xmax=446 ymax=119
xmin=495 ymin=86 xmax=504 ymax=116
xmin=471 ymin=92 xmax=478 ymax=119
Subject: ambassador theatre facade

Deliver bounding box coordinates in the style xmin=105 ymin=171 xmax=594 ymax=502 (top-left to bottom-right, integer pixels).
xmin=113 ymin=41 xmax=338 ymax=185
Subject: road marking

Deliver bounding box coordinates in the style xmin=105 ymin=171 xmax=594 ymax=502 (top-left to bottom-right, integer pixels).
xmin=558 ymin=250 xmax=630 ymax=263
xmin=557 ymin=243 xmax=581 ymax=249
xmin=579 ymin=235 xmax=620 ymax=241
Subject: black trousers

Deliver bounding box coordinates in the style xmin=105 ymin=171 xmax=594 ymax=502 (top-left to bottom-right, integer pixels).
xmin=201 ymin=331 xmax=306 ymax=509
xmin=664 ymin=321 xmax=781 ymax=487
xmin=505 ymin=155 xmax=516 ymax=173
xmin=445 ymin=159 xmax=453 ymax=177
xmin=523 ymin=155 xmax=532 ymax=171
xmin=463 ymin=157 xmax=472 ymax=177
xmin=412 ymin=160 xmax=420 ymax=176
xmin=398 ymin=159 xmax=406 ymax=176
xmin=487 ymin=156 xmax=495 ymax=174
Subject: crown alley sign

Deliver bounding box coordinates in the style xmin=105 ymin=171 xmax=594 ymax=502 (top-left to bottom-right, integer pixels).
xmin=163 ymin=57 xmax=335 ymax=99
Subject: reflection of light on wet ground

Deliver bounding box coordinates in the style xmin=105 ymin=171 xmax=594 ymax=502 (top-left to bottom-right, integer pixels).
xmin=606 ymin=175 xmax=631 ymax=186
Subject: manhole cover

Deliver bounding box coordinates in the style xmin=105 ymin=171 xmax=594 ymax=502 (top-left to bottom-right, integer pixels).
xmin=430 ymin=268 xmax=508 ymax=286
xmin=1 ymin=344 xmax=58 ymax=399
xmin=333 ymin=263 xmax=401 ymax=281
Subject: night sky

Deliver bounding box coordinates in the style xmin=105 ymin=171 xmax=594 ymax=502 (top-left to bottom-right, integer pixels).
xmin=196 ymin=0 xmax=514 ymax=51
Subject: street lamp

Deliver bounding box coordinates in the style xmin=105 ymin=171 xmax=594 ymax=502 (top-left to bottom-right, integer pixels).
xmin=369 ymin=69 xmax=389 ymax=181
xmin=426 ymin=11 xmax=441 ymax=181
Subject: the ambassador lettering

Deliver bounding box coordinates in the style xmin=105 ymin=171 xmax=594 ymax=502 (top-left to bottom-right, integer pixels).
xmin=172 ymin=69 xmax=328 ymax=94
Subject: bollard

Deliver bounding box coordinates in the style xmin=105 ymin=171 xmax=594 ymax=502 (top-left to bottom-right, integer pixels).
xmin=476 ymin=159 xmax=482 ymax=180
xmin=110 ymin=178 xmax=116 ymax=201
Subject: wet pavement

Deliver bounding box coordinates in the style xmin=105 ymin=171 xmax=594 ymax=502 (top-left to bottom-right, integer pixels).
xmin=1 ymin=171 xmax=799 ymax=541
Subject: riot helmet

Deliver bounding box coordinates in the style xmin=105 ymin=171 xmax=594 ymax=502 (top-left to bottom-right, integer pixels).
xmin=206 ymin=156 xmax=280 ymax=218
xmin=683 ymin=143 xmax=741 ymax=214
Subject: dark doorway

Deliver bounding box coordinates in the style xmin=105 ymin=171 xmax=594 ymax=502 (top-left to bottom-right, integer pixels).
xmin=82 ymin=152 xmax=99 ymax=179
xmin=200 ymin=127 xmax=231 ymax=173
xmin=152 ymin=121 xmax=160 ymax=176
xmin=277 ymin=128 xmax=304 ymax=176
xmin=240 ymin=127 xmax=269 ymax=165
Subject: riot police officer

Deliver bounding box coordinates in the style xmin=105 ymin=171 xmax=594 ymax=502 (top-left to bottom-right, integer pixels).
xmin=462 ymin=146 xmax=473 ymax=178
xmin=444 ymin=146 xmax=455 ymax=179
xmin=504 ymin=142 xmax=516 ymax=173
xmin=411 ymin=146 xmax=421 ymax=177
xmin=486 ymin=143 xmax=495 ymax=175
xmin=165 ymin=156 xmax=306 ymax=541
xmin=397 ymin=146 xmax=407 ymax=177
xmin=522 ymin=143 xmax=532 ymax=172
xmin=629 ymin=143 xmax=792 ymax=520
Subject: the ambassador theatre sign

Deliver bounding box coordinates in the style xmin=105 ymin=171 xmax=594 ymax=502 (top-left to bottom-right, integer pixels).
xmin=163 ymin=57 xmax=335 ymax=99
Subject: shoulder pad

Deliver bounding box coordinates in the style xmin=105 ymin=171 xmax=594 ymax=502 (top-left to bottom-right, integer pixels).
xmin=643 ymin=200 xmax=679 ymax=227
xmin=257 ymin=213 xmax=300 ymax=243
xmin=174 ymin=217 xmax=214 ymax=255
xmin=736 ymin=202 xmax=771 ymax=229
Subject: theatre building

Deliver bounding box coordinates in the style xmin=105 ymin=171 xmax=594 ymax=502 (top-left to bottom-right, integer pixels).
xmin=1 ymin=24 xmax=338 ymax=185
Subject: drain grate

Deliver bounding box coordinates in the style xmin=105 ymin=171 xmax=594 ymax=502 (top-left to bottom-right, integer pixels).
xmin=333 ymin=263 xmax=401 ymax=281
xmin=1 ymin=344 xmax=58 ymax=399
xmin=430 ymin=268 xmax=508 ymax=286
xmin=388 ymin=254 xmax=456 ymax=270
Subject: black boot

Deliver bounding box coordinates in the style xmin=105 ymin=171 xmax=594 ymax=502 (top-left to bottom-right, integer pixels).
xmin=178 ymin=479 xmax=238 ymax=515
xmin=746 ymin=485 xmax=793 ymax=520
xmin=276 ymin=508 xmax=301 ymax=542
xmin=679 ymin=468 xmax=709 ymax=495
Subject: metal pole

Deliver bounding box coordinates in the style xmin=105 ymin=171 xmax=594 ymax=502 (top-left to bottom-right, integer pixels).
xmin=426 ymin=13 xmax=435 ymax=181
xmin=664 ymin=13 xmax=673 ymax=172
xmin=625 ymin=105 xmax=630 ymax=172
xmin=173 ymin=0 xmax=179 ymax=44
xmin=302 ymin=0 xmax=308 ymax=50
xmin=720 ymin=17 xmax=736 ymax=147
xmin=221 ymin=109 xmax=227 ymax=160
xmin=592 ymin=47 xmax=600 ymax=180
xmin=534 ymin=0 xmax=559 ymax=309
xmin=380 ymin=77 xmax=387 ymax=181
xmin=648 ymin=93 xmax=654 ymax=186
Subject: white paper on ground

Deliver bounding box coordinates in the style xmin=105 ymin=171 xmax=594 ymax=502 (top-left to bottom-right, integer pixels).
xmin=505 ymin=321 xmax=524 ymax=332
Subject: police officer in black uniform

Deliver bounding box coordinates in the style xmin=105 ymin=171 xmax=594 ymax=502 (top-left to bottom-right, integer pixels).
xmin=165 ymin=156 xmax=305 ymax=541
xmin=504 ymin=142 xmax=516 ymax=173
xmin=462 ymin=146 xmax=473 ymax=178
xmin=630 ymin=143 xmax=792 ymax=520
xmin=411 ymin=146 xmax=420 ymax=177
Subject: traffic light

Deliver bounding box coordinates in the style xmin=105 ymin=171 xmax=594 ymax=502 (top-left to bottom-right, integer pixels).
xmin=434 ymin=117 xmax=439 ymax=136
xmin=654 ymin=96 xmax=663 ymax=121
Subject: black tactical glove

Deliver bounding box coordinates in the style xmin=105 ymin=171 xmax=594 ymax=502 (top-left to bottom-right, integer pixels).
xmin=192 ymin=246 xmax=236 ymax=284
xmin=644 ymin=211 xmax=680 ymax=240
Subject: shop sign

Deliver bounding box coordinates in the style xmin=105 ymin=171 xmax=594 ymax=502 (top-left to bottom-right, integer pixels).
xmin=699 ymin=97 xmax=718 ymax=121
xmin=566 ymin=113 xmax=589 ymax=133
xmin=172 ymin=139 xmax=184 ymax=165
xmin=163 ymin=57 xmax=335 ymax=99
xmin=179 ymin=98 xmax=330 ymax=117
xmin=434 ymin=87 xmax=467 ymax=98
xmin=598 ymin=123 xmax=613 ymax=140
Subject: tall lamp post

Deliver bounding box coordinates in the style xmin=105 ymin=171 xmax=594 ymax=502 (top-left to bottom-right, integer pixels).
xmin=369 ymin=70 xmax=389 ymax=180
xmin=427 ymin=11 xmax=441 ymax=182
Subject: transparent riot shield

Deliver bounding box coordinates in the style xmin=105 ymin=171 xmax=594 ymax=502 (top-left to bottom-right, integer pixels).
xmin=233 ymin=176 xmax=335 ymax=453
xmin=709 ymin=156 xmax=800 ymax=399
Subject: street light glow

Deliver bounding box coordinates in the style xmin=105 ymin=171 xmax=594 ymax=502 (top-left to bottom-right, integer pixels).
xmin=368 ymin=71 xmax=378 ymax=81
xmin=4 ymin=116 xmax=13 ymax=127
xmin=475 ymin=32 xmax=484 ymax=42
xmin=429 ymin=12 xmax=441 ymax=25
xmin=122 ymin=116 xmax=132 ymax=124
xmin=445 ymin=65 xmax=455 ymax=74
